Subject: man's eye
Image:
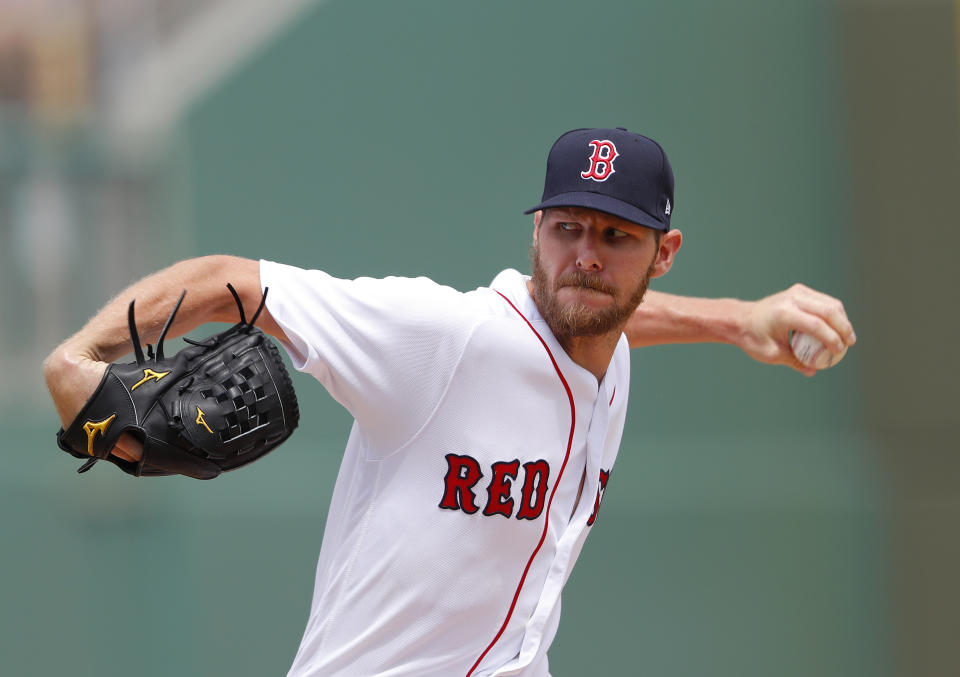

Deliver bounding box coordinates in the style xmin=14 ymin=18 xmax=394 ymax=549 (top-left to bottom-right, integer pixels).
xmin=606 ymin=228 xmax=629 ymax=238
xmin=559 ymin=222 xmax=578 ymax=231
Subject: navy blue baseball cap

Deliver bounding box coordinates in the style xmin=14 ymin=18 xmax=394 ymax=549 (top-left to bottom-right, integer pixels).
xmin=525 ymin=127 xmax=675 ymax=231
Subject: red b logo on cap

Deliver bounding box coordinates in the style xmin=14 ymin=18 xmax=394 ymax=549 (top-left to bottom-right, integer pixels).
xmin=581 ymin=140 xmax=618 ymax=182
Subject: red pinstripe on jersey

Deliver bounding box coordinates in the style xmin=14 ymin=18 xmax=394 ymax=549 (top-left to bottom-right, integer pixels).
xmin=466 ymin=291 xmax=577 ymax=676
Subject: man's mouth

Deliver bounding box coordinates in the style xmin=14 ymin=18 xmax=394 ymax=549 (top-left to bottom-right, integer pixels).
xmin=556 ymin=275 xmax=616 ymax=296
xmin=565 ymin=285 xmax=610 ymax=295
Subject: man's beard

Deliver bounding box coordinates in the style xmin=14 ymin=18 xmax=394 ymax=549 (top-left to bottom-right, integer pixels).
xmin=530 ymin=244 xmax=655 ymax=346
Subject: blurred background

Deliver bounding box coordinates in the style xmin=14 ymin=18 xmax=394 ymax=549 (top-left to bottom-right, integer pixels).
xmin=1 ymin=0 xmax=957 ymax=675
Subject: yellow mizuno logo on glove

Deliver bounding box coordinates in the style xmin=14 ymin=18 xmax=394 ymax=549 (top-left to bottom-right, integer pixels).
xmin=196 ymin=406 xmax=214 ymax=434
xmin=83 ymin=414 xmax=117 ymax=456
xmin=131 ymin=368 xmax=171 ymax=391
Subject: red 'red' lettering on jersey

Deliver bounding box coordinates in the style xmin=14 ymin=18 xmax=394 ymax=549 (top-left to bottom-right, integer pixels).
xmin=439 ymin=456 xmax=552 ymax=519
xmin=586 ymin=468 xmax=611 ymax=526
xmin=580 ymin=140 xmax=618 ymax=182
xmin=516 ymin=460 xmax=550 ymax=520
xmin=483 ymin=459 xmax=521 ymax=518
xmin=439 ymin=453 xmax=484 ymax=514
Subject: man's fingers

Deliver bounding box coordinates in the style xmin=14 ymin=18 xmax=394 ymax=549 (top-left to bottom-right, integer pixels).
xmin=112 ymin=432 xmax=143 ymax=463
xmin=791 ymin=288 xmax=856 ymax=348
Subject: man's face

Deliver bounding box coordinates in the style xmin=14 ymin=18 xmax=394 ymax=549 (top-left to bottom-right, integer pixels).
xmin=530 ymin=207 xmax=661 ymax=344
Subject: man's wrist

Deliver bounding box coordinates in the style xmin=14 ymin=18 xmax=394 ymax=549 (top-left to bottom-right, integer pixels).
xmin=715 ymin=297 xmax=752 ymax=348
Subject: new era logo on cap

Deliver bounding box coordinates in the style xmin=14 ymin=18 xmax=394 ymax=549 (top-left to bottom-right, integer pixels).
xmin=525 ymin=127 xmax=675 ymax=231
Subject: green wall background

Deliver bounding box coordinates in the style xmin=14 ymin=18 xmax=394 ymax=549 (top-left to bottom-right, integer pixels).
xmin=6 ymin=0 xmax=925 ymax=675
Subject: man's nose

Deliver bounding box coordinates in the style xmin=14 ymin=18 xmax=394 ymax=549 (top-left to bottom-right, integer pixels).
xmin=576 ymin=238 xmax=602 ymax=271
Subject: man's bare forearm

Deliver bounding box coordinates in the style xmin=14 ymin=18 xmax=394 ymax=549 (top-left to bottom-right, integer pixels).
xmin=627 ymin=291 xmax=747 ymax=349
xmin=627 ymin=284 xmax=856 ymax=375
xmin=42 ymin=255 xmax=272 ymax=429
xmin=50 ymin=255 xmax=264 ymax=363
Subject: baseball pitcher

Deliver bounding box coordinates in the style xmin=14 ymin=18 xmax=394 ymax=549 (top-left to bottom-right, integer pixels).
xmin=45 ymin=128 xmax=855 ymax=676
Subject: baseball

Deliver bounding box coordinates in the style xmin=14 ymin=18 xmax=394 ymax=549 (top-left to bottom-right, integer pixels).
xmin=790 ymin=331 xmax=846 ymax=370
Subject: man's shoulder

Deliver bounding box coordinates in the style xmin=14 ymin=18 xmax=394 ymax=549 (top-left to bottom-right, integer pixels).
xmin=261 ymin=259 xmax=522 ymax=325
xmin=488 ymin=268 xmax=527 ymax=290
xmin=485 ymin=268 xmax=530 ymax=309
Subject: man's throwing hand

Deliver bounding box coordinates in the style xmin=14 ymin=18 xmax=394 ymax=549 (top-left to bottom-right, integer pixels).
xmin=741 ymin=283 xmax=856 ymax=376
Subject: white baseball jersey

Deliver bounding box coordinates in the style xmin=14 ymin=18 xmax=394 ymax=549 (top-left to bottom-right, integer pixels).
xmin=260 ymin=261 xmax=630 ymax=677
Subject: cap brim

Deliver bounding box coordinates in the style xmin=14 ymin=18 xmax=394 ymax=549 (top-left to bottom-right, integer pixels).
xmin=523 ymin=191 xmax=668 ymax=231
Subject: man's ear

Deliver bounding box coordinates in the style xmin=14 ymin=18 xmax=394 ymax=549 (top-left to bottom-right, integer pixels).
xmin=650 ymin=229 xmax=683 ymax=278
xmin=532 ymin=210 xmax=543 ymax=242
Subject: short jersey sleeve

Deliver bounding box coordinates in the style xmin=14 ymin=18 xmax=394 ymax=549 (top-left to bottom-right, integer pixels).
xmin=259 ymin=260 xmax=483 ymax=455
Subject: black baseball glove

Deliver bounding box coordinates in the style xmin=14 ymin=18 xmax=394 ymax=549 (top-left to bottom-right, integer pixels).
xmin=56 ymin=285 xmax=299 ymax=479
